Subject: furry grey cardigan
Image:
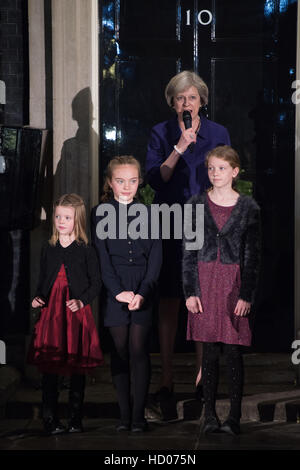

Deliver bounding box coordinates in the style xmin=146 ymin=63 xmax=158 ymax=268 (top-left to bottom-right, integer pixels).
xmin=182 ymin=192 xmax=261 ymax=303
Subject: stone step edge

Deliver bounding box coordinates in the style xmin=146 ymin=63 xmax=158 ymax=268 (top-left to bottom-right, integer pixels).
xmin=177 ymin=389 xmax=300 ymax=422
xmin=4 ymin=389 xmax=300 ymax=423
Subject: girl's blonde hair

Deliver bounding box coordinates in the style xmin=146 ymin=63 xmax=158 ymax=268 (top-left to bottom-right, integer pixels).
xmin=49 ymin=193 xmax=88 ymax=246
xmin=205 ymin=145 xmax=241 ymax=189
xmin=101 ymin=155 xmax=142 ymax=202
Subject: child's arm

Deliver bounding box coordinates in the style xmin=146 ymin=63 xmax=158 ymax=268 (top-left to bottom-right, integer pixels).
xmin=32 ymin=297 xmax=45 ymax=308
xmin=116 ymin=291 xmax=135 ymax=304
xmin=239 ymin=201 xmax=261 ymax=303
xmin=66 ymin=299 xmax=84 ymax=312
xmin=234 ymin=299 xmax=251 ymax=316
xmin=186 ymin=296 xmax=203 ymax=314
xmin=91 ymin=207 xmax=123 ymax=298
xmin=128 ymin=294 xmax=144 ymax=311
xmin=77 ymin=246 xmax=102 ymax=306
xmin=182 ymin=195 xmax=202 ymax=301
xmin=136 ymin=238 xmax=162 ymax=300
xmin=34 ymin=242 xmax=48 ymax=303
xmin=94 ymin=237 xmax=124 ymax=299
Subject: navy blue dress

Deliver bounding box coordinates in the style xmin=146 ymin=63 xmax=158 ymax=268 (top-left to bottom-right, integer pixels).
xmin=145 ymin=114 xmax=231 ymax=297
xmin=92 ymin=198 xmax=162 ymax=327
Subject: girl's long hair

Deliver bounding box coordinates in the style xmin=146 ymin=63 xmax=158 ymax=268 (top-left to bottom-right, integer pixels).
xmin=49 ymin=193 xmax=88 ymax=246
xmin=205 ymin=145 xmax=241 ymax=191
xmin=101 ymin=155 xmax=142 ymax=202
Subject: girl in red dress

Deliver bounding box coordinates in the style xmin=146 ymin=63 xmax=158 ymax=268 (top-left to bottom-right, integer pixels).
xmin=182 ymin=146 xmax=261 ymax=436
xmin=28 ymin=193 xmax=103 ymax=435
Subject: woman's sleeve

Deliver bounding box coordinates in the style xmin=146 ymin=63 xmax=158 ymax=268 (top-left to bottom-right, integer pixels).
xmin=223 ymin=127 xmax=231 ymax=146
xmin=145 ymin=127 xmax=168 ymax=192
xmin=239 ymin=202 xmax=261 ymax=303
xmin=182 ymin=197 xmax=201 ymax=299
xmin=137 ymin=238 xmax=162 ymax=299
xmin=79 ymin=246 xmax=102 ymax=306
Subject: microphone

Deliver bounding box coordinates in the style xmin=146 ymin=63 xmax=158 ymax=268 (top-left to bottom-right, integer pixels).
xmin=182 ymin=111 xmax=194 ymax=152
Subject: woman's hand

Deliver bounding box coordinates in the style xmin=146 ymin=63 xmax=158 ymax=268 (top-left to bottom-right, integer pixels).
xmin=234 ymin=299 xmax=251 ymax=316
xmin=32 ymin=297 xmax=45 ymax=308
xmin=186 ymin=296 xmax=203 ymax=314
xmin=176 ymin=128 xmax=197 ymax=154
xmin=128 ymin=294 xmax=144 ymax=311
xmin=66 ymin=299 xmax=84 ymax=312
xmin=116 ymin=291 xmax=135 ymax=304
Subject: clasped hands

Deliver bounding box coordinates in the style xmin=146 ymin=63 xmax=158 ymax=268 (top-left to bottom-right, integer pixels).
xmin=185 ymin=296 xmax=251 ymax=316
xmin=115 ymin=291 xmax=144 ymax=310
xmin=32 ymin=296 xmax=84 ymax=312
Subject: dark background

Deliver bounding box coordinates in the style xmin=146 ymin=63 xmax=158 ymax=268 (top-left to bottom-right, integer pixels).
xmin=99 ymin=0 xmax=297 ymax=352
xmin=0 ymin=0 xmax=297 ymax=356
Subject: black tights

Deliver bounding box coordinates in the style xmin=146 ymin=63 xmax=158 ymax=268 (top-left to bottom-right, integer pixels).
xmin=109 ymin=323 xmax=151 ymax=424
xmin=202 ymin=342 xmax=244 ymax=421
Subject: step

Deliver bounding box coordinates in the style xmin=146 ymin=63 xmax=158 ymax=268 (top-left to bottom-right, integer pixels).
xmin=4 ymin=381 xmax=300 ymax=424
xmin=23 ymin=353 xmax=296 ymax=386
xmin=0 ymin=366 xmax=21 ymax=418
xmin=2 ymin=353 xmax=297 ymax=424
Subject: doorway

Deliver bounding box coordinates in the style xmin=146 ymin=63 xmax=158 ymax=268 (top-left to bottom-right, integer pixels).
xmin=99 ymin=0 xmax=297 ymax=352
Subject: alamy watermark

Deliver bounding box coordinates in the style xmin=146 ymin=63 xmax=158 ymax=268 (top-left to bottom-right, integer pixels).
xmin=95 ymin=203 xmax=204 ymax=250
xmin=0 ymin=80 xmax=6 ymax=105
xmin=291 ymin=340 xmax=300 ymax=365
xmin=0 ymin=340 xmax=6 ymax=364
xmin=292 ymin=80 xmax=300 ymax=105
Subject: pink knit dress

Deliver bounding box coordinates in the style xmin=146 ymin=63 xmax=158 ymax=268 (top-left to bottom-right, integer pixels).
xmin=186 ymin=194 xmax=252 ymax=346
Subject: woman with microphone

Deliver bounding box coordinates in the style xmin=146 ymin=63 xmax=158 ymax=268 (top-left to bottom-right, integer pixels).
xmin=145 ymin=70 xmax=230 ymax=404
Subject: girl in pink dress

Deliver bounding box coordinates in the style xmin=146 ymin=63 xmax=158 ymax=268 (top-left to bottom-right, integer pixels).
xmin=182 ymin=145 xmax=261 ymax=435
xmin=28 ymin=193 xmax=103 ymax=435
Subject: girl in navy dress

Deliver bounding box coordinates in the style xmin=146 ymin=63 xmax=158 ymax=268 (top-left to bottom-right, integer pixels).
xmin=92 ymin=156 xmax=162 ymax=432
xmin=182 ymin=146 xmax=261 ymax=435
xmin=28 ymin=193 xmax=103 ymax=435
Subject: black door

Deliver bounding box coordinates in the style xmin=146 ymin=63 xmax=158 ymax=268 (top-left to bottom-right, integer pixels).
xmin=99 ymin=0 xmax=297 ymax=352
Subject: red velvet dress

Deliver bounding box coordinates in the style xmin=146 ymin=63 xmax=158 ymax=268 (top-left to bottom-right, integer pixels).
xmin=28 ymin=264 xmax=104 ymax=375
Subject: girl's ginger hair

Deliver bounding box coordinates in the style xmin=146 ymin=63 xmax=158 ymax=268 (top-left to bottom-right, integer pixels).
xmin=205 ymin=145 xmax=241 ymax=190
xmin=101 ymin=155 xmax=142 ymax=202
xmin=49 ymin=193 xmax=88 ymax=246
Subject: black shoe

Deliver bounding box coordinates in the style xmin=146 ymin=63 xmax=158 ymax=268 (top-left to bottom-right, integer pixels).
xmin=220 ymin=417 xmax=240 ymax=436
xmin=68 ymin=417 xmax=84 ymax=433
xmin=116 ymin=421 xmax=130 ymax=432
xmin=43 ymin=417 xmax=66 ymax=436
xmin=154 ymin=386 xmax=173 ymax=402
xmin=195 ymin=382 xmax=203 ymax=401
xmin=131 ymin=420 xmax=148 ymax=433
xmin=202 ymin=415 xmax=220 ymax=434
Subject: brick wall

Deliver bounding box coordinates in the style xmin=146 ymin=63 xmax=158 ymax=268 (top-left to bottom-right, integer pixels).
xmin=0 ymin=0 xmax=29 ymax=125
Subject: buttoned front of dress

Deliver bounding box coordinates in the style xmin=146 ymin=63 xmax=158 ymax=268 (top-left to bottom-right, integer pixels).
xmin=91 ymin=199 xmax=162 ymax=327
